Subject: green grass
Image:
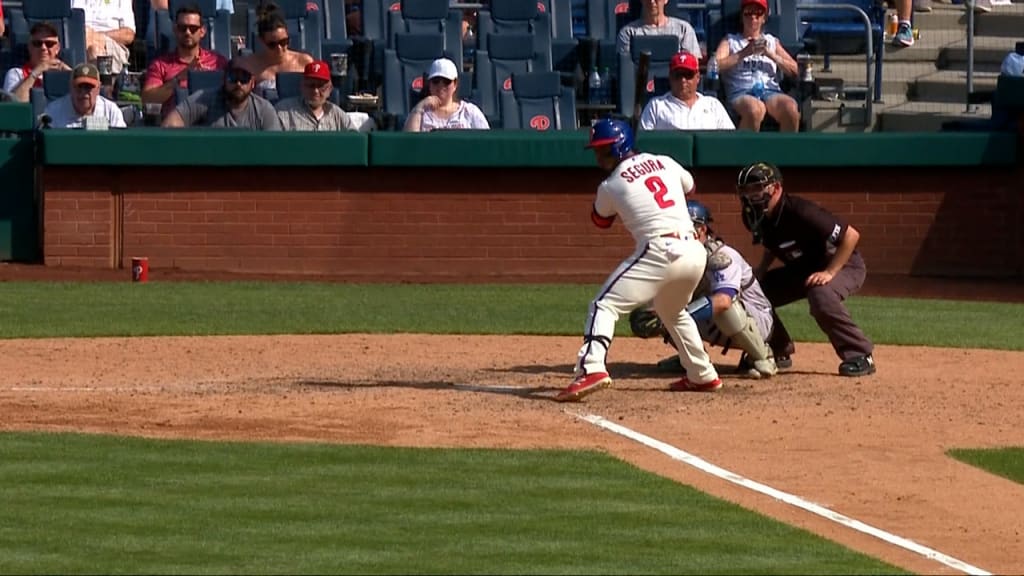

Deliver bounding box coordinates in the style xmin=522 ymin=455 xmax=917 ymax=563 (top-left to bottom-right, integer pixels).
xmin=0 ymin=432 xmax=903 ymax=575
xmin=947 ymin=448 xmax=1024 ymax=485
xmin=0 ymin=281 xmax=1021 ymax=349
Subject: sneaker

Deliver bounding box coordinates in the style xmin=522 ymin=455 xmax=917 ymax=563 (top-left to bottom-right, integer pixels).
xmin=737 ymin=353 xmax=777 ymax=379
xmin=913 ymin=0 xmax=932 ymax=12
xmin=556 ymin=372 xmax=612 ymax=402
xmin=972 ymin=0 xmax=992 ymax=13
xmin=894 ymin=23 xmax=914 ymax=47
xmin=669 ymin=376 xmax=723 ymax=392
xmin=775 ymin=355 xmax=793 ymax=370
xmin=838 ymin=354 xmax=876 ymax=377
xmin=656 ymin=355 xmax=683 ymax=373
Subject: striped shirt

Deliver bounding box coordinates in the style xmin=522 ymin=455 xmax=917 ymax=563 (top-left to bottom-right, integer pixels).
xmin=275 ymin=98 xmax=356 ymax=132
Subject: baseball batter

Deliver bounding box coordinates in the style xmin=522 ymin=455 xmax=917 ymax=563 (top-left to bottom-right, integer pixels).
xmin=557 ymin=118 xmax=720 ymax=402
xmin=630 ymin=200 xmax=777 ymax=378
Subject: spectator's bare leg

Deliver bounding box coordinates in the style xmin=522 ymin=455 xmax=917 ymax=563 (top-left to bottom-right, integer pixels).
xmin=733 ymin=96 xmax=766 ymax=132
xmin=766 ymin=94 xmax=800 ymax=132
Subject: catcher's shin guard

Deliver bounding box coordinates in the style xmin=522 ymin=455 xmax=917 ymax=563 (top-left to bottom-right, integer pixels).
xmin=714 ymin=300 xmax=777 ymax=378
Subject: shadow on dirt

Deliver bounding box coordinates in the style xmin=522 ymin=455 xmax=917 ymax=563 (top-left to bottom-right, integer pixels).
xmin=296 ymin=379 xmax=561 ymax=401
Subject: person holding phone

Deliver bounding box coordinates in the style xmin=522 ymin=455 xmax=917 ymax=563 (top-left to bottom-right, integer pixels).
xmin=713 ymin=0 xmax=801 ymax=132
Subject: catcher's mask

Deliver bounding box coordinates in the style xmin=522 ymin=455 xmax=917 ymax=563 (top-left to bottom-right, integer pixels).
xmin=736 ymin=162 xmax=782 ymax=245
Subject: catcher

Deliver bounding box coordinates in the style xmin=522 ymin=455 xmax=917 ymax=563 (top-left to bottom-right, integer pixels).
xmin=630 ymin=199 xmax=778 ymax=378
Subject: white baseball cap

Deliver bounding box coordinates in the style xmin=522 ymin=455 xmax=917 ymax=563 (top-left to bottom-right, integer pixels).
xmin=427 ymin=58 xmax=459 ymax=81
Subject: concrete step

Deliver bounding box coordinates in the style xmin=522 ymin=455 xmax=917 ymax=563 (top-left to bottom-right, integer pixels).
xmin=910 ymin=69 xmax=1000 ymax=102
xmin=878 ymin=100 xmax=995 ymax=131
xmin=939 ymin=36 xmax=1022 ymax=69
xmin=815 ymin=60 xmax=933 ymax=96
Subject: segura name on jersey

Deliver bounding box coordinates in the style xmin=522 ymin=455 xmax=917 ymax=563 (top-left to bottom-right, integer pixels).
xmin=619 ymin=158 xmax=666 ymax=183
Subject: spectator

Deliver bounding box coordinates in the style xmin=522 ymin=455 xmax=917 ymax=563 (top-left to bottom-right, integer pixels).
xmin=275 ymin=60 xmax=356 ymax=131
xmin=162 ymin=58 xmax=282 ymax=129
xmin=150 ymin=0 xmax=234 ymax=12
xmin=1003 ymin=44 xmax=1024 ymax=77
xmin=239 ymin=2 xmax=314 ymax=94
xmin=3 ymin=22 xmax=72 ymax=103
xmin=141 ymin=3 xmax=230 ymax=119
xmin=43 ymin=63 xmax=127 ymax=128
xmin=72 ymin=0 xmax=136 ymax=74
xmin=714 ymin=0 xmax=800 ymax=132
xmin=0 ymin=0 xmax=5 ymax=39
xmin=639 ymin=52 xmax=734 ymax=131
xmin=346 ymin=0 xmax=362 ymax=36
xmin=618 ymin=0 xmax=701 ymax=59
xmin=404 ymin=58 xmax=488 ymax=132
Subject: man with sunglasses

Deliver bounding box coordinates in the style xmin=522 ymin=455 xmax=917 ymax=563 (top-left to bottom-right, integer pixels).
xmin=142 ymin=3 xmax=230 ymax=119
xmin=639 ymin=51 xmax=734 ymax=131
xmin=3 ymin=22 xmax=72 ymax=103
xmin=72 ymin=0 xmax=136 ymax=75
xmin=735 ymin=162 xmax=875 ymax=377
xmin=163 ymin=59 xmax=281 ymax=130
xmin=275 ymin=60 xmax=355 ymax=131
xmin=42 ymin=63 xmax=127 ymax=129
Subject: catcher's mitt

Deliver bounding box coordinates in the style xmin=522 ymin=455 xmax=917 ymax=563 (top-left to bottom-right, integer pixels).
xmin=629 ymin=307 xmax=666 ymax=339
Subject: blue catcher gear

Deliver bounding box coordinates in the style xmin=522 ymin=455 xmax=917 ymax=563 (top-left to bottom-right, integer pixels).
xmin=686 ymin=200 xmax=713 ymax=227
xmin=584 ymin=118 xmax=635 ymax=160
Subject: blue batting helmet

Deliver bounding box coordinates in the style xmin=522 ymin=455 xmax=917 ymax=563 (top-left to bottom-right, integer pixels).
xmin=584 ymin=118 xmax=635 ymax=160
xmin=686 ymin=200 xmax=713 ymax=227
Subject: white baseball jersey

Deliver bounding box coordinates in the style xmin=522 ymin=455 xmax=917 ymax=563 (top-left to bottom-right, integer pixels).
xmin=640 ymin=92 xmax=736 ymax=131
xmin=593 ymin=152 xmax=696 ymax=247
xmin=703 ymin=241 xmax=773 ymax=341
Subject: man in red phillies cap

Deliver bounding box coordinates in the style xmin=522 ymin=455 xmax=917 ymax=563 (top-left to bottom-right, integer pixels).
xmin=639 ymin=51 xmax=735 ymax=131
xmin=274 ymin=60 xmax=356 ymax=131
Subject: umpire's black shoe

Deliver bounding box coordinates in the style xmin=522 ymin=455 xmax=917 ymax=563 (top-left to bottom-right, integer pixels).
xmin=775 ymin=355 xmax=793 ymax=370
xmin=839 ymin=354 xmax=876 ymax=377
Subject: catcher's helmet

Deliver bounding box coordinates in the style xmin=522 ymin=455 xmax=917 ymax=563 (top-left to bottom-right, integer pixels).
xmin=585 ymin=118 xmax=635 ymax=160
xmin=686 ymin=200 xmax=713 ymax=227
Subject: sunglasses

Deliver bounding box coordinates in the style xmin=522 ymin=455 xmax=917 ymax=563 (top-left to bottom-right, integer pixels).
xmin=31 ymin=39 xmax=59 ymax=49
xmin=303 ymin=80 xmax=331 ymax=92
xmin=429 ymin=77 xmax=453 ymax=86
xmin=226 ymin=68 xmax=252 ymax=84
xmin=263 ymin=37 xmax=290 ymax=49
xmin=671 ymin=69 xmax=697 ymax=80
xmin=743 ymin=9 xmax=766 ymax=17
xmin=176 ymin=24 xmax=201 ymax=34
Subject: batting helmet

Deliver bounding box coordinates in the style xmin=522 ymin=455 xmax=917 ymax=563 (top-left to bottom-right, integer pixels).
xmin=686 ymin=200 xmax=713 ymax=227
xmin=585 ymin=118 xmax=635 ymax=161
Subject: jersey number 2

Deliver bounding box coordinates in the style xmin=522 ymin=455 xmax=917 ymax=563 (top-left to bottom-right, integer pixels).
xmin=645 ymin=176 xmax=675 ymax=209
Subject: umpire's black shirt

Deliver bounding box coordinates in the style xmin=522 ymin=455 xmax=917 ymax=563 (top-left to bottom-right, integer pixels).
xmin=760 ymin=193 xmax=864 ymax=277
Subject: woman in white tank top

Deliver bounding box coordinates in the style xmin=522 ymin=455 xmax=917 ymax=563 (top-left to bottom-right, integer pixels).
xmin=404 ymin=58 xmax=489 ymax=132
xmin=713 ymin=0 xmax=801 ymax=132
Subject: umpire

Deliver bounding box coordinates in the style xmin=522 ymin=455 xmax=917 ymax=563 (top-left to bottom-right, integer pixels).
xmin=735 ymin=162 xmax=875 ymax=377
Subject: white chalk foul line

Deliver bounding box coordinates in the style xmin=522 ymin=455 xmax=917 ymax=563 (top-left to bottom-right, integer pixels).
xmin=573 ymin=411 xmax=991 ymax=576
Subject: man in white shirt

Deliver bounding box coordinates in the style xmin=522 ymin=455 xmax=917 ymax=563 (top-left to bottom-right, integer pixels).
xmin=618 ymin=0 xmax=701 ymax=58
xmin=43 ymin=63 xmax=127 ymax=129
xmin=275 ymin=60 xmax=356 ymax=131
xmin=72 ymin=0 xmax=136 ymax=74
xmin=640 ymin=52 xmax=735 ymax=131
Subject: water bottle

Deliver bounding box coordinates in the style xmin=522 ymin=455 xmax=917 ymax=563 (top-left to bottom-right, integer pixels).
xmin=752 ymin=73 xmax=765 ymax=99
xmin=600 ymin=67 xmax=612 ymax=105
xmin=707 ymin=56 xmax=719 ymax=82
xmin=464 ymin=26 xmax=476 ymax=69
xmin=588 ymin=66 xmax=602 ymax=105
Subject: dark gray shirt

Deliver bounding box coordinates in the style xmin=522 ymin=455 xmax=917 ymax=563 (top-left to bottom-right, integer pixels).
xmin=175 ymin=88 xmax=282 ymax=130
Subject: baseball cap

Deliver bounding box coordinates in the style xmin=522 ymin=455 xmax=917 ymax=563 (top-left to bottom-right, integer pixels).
xmin=72 ymin=63 xmax=100 ymax=87
xmin=427 ymin=58 xmax=459 ymax=81
xmin=670 ymin=52 xmax=699 ymax=73
xmin=304 ymin=60 xmax=332 ymax=82
xmin=742 ymin=0 xmax=769 ymax=12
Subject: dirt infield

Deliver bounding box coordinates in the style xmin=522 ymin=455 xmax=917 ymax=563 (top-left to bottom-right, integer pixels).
xmin=1 ymin=266 xmax=1023 ymax=574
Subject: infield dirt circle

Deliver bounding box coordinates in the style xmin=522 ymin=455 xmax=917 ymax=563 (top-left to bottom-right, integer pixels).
xmin=1 ymin=269 xmax=1022 ymax=575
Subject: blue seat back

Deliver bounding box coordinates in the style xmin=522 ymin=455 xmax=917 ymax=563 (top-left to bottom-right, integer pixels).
xmin=275 ymin=71 xmax=304 ymax=102
xmin=389 ymin=0 xmax=462 ymax=70
xmin=475 ymin=33 xmax=540 ymax=121
xmin=500 ymin=71 xmax=576 ymax=131
xmin=478 ymin=0 xmax=553 ymax=70
xmin=618 ymin=35 xmax=679 ymax=116
xmin=588 ymin=0 xmax=632 ymax=42
xmin=382 ymin=33 xmax=445 ymax=117
xmin=30 ymin=69 xmax=72 ymax=121
xmin=322 ymin=0 xmax=349 ymax=40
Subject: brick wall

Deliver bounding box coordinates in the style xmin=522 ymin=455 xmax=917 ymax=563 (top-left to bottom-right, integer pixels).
xmin=41 ymin=163 xmax=1024 ymax=280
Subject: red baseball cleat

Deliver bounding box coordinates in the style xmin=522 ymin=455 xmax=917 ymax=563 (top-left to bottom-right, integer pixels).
xmin=669 ymin=376 xmax=723 ymax=392
xmin=556 ymin=372 xmax=612 ymax=402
